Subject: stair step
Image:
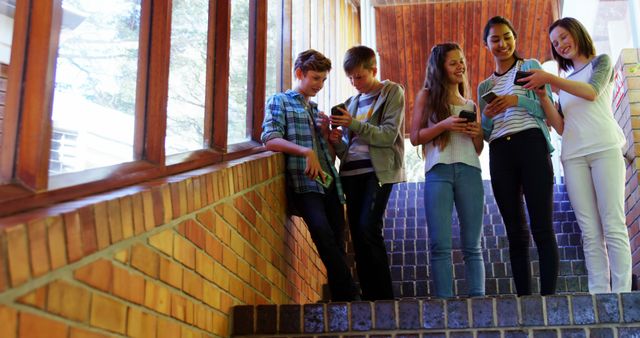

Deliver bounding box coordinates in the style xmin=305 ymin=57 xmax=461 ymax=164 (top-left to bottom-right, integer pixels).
xmin=371 ymin=182 xmax=588 ymax=298
xmin=231 ymin=292 xmax=640 ymax=337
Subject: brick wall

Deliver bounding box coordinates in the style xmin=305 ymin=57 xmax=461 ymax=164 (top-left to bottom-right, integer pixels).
xmin=0 ymin=152 xmax=326 ymax=338
xmin=618 ymin=49 xmax=640 ymax=277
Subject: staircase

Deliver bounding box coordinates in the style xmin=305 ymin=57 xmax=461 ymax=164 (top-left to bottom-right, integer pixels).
xmin=231 ymin=181 xmax=640 ymax=337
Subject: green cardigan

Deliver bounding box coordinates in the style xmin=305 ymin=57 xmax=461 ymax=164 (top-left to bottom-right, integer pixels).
xmin=477 ymin=59 xmax=555 ymax=153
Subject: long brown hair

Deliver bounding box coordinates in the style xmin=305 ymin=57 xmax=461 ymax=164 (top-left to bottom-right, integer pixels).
xmin=549 ymin=17 xmax=596 ymax=72
xmin=420 ymin=43 xmax=470 ymax=151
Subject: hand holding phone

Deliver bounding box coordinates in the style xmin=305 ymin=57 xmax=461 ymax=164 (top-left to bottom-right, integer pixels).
xmin=514 ymin=71 xmax=532 ymax=86
xmin=315 ymin=170 xmax=333 ymax=188
xmin=330 ymin=103 xmax=346 ymax=129
xmin=331 ymin=103 xmax=346 ymax=116
xmin=459 ymin=110 xmax=476 ymax=123
xmin=481 ymin=91 xmax=498 ymax=104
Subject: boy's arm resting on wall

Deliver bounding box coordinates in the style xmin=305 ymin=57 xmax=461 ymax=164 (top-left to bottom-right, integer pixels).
xmin=349 ymin=85 xmax=405 ymax=147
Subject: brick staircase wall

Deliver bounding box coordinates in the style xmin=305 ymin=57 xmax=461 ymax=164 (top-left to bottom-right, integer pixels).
xmin=0 ymin=152 xmax=327 ymax=338
xmin=232 ymin=294 xmax=640 ymax=337
xmin=617 ymin=49 xmax=640 ymax=276
xmin=380 ymin=180 xmax=588 ymax=298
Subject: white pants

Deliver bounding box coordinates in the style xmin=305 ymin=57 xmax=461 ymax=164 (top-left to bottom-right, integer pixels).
xmin=563 ymin=148 xmax=632 ymax=293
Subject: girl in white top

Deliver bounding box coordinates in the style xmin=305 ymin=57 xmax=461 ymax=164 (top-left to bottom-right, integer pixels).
xmin=524 ymin=17 xmax=632 ymax=293
xmin=410 ymin=43 xmax=485 ymax=298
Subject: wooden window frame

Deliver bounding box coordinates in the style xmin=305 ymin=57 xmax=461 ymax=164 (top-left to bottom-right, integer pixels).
xmin=0 ymin=0 xmax=279 ymax=218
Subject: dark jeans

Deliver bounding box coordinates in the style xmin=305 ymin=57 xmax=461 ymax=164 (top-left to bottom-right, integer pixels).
xmin=342 ymin=172 xmax=394 ymax=300
xmin=489 ymin=128 xmax=559 ymax=296
xmin=293 ymin=184 xmax=358 ymax=301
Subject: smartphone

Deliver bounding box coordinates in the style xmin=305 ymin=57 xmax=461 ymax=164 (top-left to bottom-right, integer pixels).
xmin=331 ymin=103 xmax=346 ymax=116
xmin=514 ymin=70 xmax=532 ymax=86
xmin=481 ymin=91 xmax=498 ymax=104
xmin=315 ymin=170 xmax=333 ymax=188
xmin=459 ymin=110 xmax=476 ymax=123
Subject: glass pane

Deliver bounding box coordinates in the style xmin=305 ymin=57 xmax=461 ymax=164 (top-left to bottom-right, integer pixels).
xmin=49 ymin=0 xmax=140 ymax=175
xmin=165 ymin=0 xmax=208 ymax=156
xmin=227 ymin=0 xmax=249 ymax=145
xmin=0 ymin=0 xmax=15 ymax=174
xmin=265 ymin=0 xmax=279 ymax=97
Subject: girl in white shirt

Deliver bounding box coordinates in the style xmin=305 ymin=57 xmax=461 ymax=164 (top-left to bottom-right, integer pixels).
xmin=410 ymin=43 xmax=485 ymax=298
xmin=524 ymin=17 xmax=632 ymax=293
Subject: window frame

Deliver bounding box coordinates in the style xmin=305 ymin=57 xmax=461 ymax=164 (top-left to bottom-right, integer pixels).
xmin=0 ymin=0 xmax=280 ymax=217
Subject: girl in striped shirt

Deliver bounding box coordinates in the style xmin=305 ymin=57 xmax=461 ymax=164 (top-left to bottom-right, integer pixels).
xmin=478 ymin=16 xmax=559 ymax=296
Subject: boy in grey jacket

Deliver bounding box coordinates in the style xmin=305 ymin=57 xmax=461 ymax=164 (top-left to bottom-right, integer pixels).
xmin=329 ymin=45 xmax=405 ymax=300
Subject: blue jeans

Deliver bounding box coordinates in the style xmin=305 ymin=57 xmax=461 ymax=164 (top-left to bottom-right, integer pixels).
xmin=424 ymin=163 xmax=485 ymax=298
xmin=342 ymin=172 xmax=394 ymax=300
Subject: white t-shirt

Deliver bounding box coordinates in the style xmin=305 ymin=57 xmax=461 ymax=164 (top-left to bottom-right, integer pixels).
xmin=558 ymin=54 xmax=625 ymax=161
xmin=424 ymin=101 xmax=481 ymax=173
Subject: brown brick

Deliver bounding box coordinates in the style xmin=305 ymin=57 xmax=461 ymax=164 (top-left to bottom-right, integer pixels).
xmin=0 ymin=305 xmax=17 ymax=338
xmin=149 ymin=230 xmax=173 ymax=256
xmin=19 ymin=312 xmax=68 ymax=338
xmin=184 ymin=219 xmax=206 ymax=249
xmin=6 ymin=224 xmax=30 ymax=286
xmin=183 ymin=269 xmax=204 ymax=300
xmin=144 ymin=282 xmax=171 ymax=315
xmin=69 ymin=327 xmax=110 ymax=338
xmin=196 ymin=209 xmax=216 ymax=232
xmin=114 ymin=249 xmax=128 ymax=263
xmin=27 ymin=219 xmax=51 ymax=277
xmin=94 ymin=202 xmax=111 ymax=249
xmin=78 ymin=206 xmax=98 ymax=256
xmin=193 ymin=177 xmax=203 ymax=210
xmin=127 ymin=307 xmax=157 ymax=338
xmin=47 ymin=280 xmax=91 ymax=322
xmin=119 ymin=196 xmax=134 ymax=239
xmin=160 ymin=185 xmax=173 ymax=223
xmin=156 ymin=317 xmax=181 ymax=338
xmin=74 ymin=259 xmax=113 ymax=292
xmin=131 ymin=193 xmax=146 ymax=235
xmin=205 ymin=233 xmax=223 ymax=261
xmin=195 ymin=250 xmax=214 ymax=281
xmin=107 ymin=199 xmax=123 ymax=243
xmin=141 ymin=190 xmax=157 ymax=230
xmin=173 ymin=235 xmax=195 ymax=269
xmin=16 ymin=285 xmax=47 ymax=309
xmin=171 ymin=293 xmax=187 ymax=321
xmin=202 ymin=282 xmax=220 ymax=308
xmin=131 ymin=244 xmax=159 ymax=278
xmin=64 ymin=212 xmax=84 ymax=263
xmin=159 ymin=257 xmax=183 ymax=289
xmin=46 ymin=216 xmax=67 ymax=270
xmin=185 ymin=179 xmax=195 ymax=213
xmin=113 ymin=265 xmax=145 ymax=305
xmin=170 ymin=181 xmax=186 ymax=218
xmin=90 ymin=293 xmax=127 ymax=334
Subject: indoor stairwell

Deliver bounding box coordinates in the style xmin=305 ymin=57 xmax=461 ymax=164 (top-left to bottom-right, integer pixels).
xmin=231 ymin=181 xmax=640 ymax=337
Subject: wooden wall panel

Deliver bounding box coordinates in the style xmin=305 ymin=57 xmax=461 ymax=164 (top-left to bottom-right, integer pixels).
xmin=375 ymin=0 xmax=561 ymax=130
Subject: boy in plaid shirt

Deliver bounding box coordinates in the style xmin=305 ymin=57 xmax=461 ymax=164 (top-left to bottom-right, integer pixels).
xmin=261 ymin=49 xmax=358 ymax=301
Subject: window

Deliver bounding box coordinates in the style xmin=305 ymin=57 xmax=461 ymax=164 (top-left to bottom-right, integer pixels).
xmin=265 ymin=0 xmax=279 ymax=97
xmin=227 ymin=0 xmax=250 ymax=145
xmin=165 ymin=0 xmax=209 ymax=156
xmin=49 ymin=0 xmax=141 ymax=175
xmin=0 ymin=0 xmax=15 ymax=175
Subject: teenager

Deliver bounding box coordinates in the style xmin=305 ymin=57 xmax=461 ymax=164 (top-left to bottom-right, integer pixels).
xmin=329 ymin=45 xmax=405 ymax=300
xmin=410 ymin=43 xmax=485 ymax=298
xmin=261 ymin=49 xmax=359 ymax=301
xmin=522 ymin=17 xmax=632 ymax=293
xmin=478 ymin=16 xmax=559 ymax=296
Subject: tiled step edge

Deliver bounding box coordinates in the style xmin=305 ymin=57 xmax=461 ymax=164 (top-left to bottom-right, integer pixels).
xmin=231 ymin=292 xmax=640 ymax=336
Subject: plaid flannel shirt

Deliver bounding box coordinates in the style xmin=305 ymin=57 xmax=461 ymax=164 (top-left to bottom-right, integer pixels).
xmin=261 ymin=90 xmax=344 ymax=203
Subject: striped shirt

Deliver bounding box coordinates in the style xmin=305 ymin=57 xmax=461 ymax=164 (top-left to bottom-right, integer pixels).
xmin=488 ymin=60 xmax=540 ymax=142
xmin=341 ymin=87 xmax=382 ymax=177
xmin=261 ymin=90 xmax=344 ymax=202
